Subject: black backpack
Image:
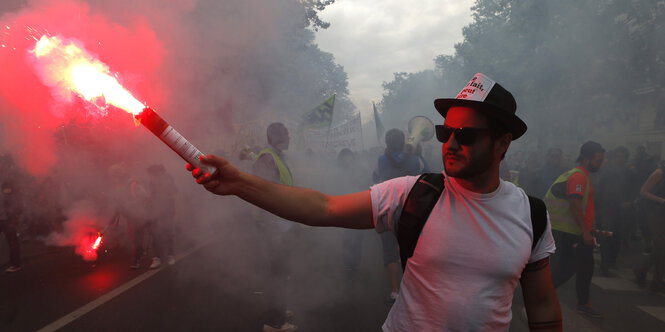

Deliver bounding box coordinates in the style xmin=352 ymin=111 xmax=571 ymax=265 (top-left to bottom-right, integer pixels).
xmin=396 ymin=173 xmax=548 ymax=271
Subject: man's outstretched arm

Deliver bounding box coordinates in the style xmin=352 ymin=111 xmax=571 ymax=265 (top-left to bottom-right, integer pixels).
xmin=187 ymin=155 xmax=374 ymax=229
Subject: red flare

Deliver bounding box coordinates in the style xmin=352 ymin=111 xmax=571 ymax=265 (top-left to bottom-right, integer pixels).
xmin=31 ymin=35 xmax=146 ymax=115
xmin=92 ymin=235 xmax=102 ymax=250
xmin=30 ymin=36 xmax=213 ymax=174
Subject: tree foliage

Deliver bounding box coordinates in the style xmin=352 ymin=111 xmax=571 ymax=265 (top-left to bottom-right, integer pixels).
xmin=379 ymin=0 xmax=665 ymax=149
xmin=225 ymin=0 xmax=353 ymax=123
xmin=301 ymin=0 xmax=336 ymax=31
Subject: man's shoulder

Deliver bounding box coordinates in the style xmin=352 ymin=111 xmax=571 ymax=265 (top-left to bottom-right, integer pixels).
xmin=567 ymin=170 xmax=589 ymax=184
xmin=565 ymin=171 xmax=590 ymax=197
xmin=256 ymin=151 xmax=275 ymax=162
xmin=371 ymin=175 xmax=420 ymax=197
xmin=252 ymin=151 xmax=279 ymax=177
xmin=494 ymin=180 xmax=532 ymax=206
xmin=501 ymin=179 xmax=526 ymax=193
xmin=406 ymin=153 xmax=423 ymax=168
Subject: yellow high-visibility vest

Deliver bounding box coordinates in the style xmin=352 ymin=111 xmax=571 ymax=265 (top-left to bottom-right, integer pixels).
xmin=544 ymin=168 xmax=590 ymax=235
xmin=256 ymin=147 xmax=293 ymax=186
xmin=252 ymin=147 xmax=294 ymax=223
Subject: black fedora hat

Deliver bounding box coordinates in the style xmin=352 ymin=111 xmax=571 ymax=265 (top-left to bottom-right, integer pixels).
xmin=434 ymin=73 xmax=527 ymax=140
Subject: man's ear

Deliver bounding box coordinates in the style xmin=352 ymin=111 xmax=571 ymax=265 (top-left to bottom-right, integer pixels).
xmin=495 ymin=133 xmax=512 ymax=158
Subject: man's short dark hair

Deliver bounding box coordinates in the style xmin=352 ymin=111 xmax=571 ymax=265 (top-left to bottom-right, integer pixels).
xmin=267 ymin=122 xmax=288 ymax=145
xmin=385 ymin=128 xmax=405 ymax=152
xmin=576 ymin=141 xmax=605 ymax=163
xmin=487 ymin=120 xmax=510 ymax=160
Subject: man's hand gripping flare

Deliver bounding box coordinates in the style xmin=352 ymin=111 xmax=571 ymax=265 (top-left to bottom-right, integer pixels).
xmin=187 ymin=155 xmax=239 ymax=196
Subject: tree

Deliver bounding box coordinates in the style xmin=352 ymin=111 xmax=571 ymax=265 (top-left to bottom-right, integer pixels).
xmin=380 ymin=0 xmax=665 ymax=151
xmin=379 ymin=71 xmax=443 ymax=130
xmin=301 ymin=0 xmax=336 ymax=31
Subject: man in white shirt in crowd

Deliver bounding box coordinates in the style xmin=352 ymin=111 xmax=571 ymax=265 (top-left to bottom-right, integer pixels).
xmin=187 ymin=73 xmax=562 ymax=331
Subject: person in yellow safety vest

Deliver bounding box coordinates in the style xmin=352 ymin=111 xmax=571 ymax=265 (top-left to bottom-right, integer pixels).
xmin=251 ymin=122 xmax=297 ymax=332
xmin=545 ymin=141 xmax=605 ymax=319
xmin=252 ymin=122 xmax=293 ymax=189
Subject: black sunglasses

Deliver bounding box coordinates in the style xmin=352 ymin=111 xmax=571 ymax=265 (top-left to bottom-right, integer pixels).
xmin=435 ymin=125 xmax=491 ymax=146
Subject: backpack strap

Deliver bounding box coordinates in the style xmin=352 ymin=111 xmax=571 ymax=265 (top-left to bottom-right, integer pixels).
xmin=396 ymin=175 xmax=547 ymax=271
xmin=397 ymin=173 xmax=445 ymax=271
xmin=527 ymin=195 xmax=547 ymax=251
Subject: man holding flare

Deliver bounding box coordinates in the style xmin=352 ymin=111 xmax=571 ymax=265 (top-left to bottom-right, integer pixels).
xmin=187 ymin=73 xmax=562 ymax=331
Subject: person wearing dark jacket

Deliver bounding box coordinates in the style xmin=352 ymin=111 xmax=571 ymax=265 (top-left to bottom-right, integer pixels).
xmin=375 ymin=128 xmax=426 ymax=305
xmin=596 ymin=147 xmax=632 ymax=275
xmin=634 ymin=165 xmax=665 ymax=291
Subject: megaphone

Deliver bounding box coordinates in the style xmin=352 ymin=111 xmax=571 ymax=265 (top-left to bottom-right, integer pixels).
xmin=405 ymin=116 xmax=435 ymax=153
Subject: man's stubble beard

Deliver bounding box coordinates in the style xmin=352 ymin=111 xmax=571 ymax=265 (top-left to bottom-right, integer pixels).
xmin=444 ymin=142 xmax=495 ymax=179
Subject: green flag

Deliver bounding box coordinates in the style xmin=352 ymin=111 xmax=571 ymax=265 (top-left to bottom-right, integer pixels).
xmin=300 ymin=95 xmax=335 ymax=130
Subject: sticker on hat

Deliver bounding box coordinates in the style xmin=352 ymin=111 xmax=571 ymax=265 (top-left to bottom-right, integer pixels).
xmin=455 ymin=73 xmax=497 ymax=102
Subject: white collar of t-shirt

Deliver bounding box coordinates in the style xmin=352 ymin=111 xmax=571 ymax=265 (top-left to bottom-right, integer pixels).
xmin=444 ymin=172 xmax=505 ymax=201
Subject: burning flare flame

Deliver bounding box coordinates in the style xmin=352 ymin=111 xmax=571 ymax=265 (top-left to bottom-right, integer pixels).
xmin=92 ymin=235 xmax=102 ymax=250
xmin=31 ymin=35 xmax=144 ymax=115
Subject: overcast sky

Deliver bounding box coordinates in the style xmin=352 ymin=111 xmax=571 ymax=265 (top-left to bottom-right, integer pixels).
xmin=315 ymin=0 xmax=474 ymax=120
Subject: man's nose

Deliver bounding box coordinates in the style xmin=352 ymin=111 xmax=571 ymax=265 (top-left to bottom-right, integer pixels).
xmin=446 ymin=132 xmax=461 ymax=149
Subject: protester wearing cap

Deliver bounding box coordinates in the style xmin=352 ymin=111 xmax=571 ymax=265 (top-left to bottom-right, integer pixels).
xmin=187 ymin=73 xmax=562 ymax=331
xmin=545 ymin=140 xmax=605 ymax=318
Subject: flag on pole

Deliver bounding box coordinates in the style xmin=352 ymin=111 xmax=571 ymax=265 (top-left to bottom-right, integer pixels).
xmin=303 ymin=112 xmax=363 ymax=151
xmin=297 ymin=95 xmax=335 ymax=149
xmin=373 ymin=101 xmax=385 ymax=141
xmin=300 ymin=95 xmax=335 ymax=130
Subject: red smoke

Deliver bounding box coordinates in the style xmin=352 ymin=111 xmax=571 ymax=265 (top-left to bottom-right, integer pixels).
xmin=77 ymin=233 xmax=100 ymax=261
xmin=43 ymin=200 xmax=106 ymax=261
xmin=0 ymin=0 xmax=166 ymax=175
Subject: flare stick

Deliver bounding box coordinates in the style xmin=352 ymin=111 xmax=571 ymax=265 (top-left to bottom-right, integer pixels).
xmin=134 ymin=107 xmax=214 ymax=175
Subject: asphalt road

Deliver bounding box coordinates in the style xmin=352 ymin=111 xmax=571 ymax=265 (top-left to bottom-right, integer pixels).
xmin=2 ymin=219 xmax=665 ymax=332
xmin=1 ymin=219 xmax=390 ymax=332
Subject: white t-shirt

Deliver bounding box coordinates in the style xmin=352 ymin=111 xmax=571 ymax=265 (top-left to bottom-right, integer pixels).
xmin=370 ymin=174 xmax=556 ymax=332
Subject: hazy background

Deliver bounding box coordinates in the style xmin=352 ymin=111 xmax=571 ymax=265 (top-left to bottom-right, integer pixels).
xmin=314 ymin=0 xmax=473 ymax=123
xmin=0 ymin=0 xmax=664 ymax=329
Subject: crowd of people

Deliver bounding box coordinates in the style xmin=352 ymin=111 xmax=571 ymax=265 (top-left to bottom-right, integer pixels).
xmin=509 ymin=141 xmax=665 ymax=296
xmin=190 ymin=73 xmax=562 ymax=331
xmin=186 ymin=73 xmax=665 ymax=331
xmin=3 ymin=72 xmax=665 ymax=331
xmin=235 ymin=120 xmax=665 ymax=330
xmin=0 ymin=157 xmax=180 ymax=273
